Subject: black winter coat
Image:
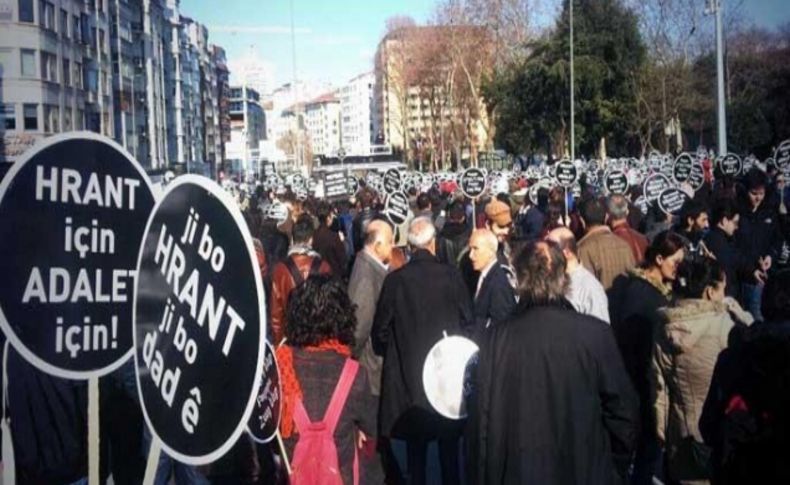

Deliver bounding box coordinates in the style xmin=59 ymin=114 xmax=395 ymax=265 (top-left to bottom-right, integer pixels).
xmin=736 ymin=200 xmax=781 ymax=283
xmin=705 ymin=227 xmax=754 ymax=298
xmin=467 ymin=304 xmax=639 ymax=484
xmin=473 ymin=263 xmax=516 ymax=332
xmin=372 ymin=249 xmax=474 ymax=439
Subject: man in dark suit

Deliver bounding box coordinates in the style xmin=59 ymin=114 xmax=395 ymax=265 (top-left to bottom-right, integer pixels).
xmin=469 ymin=229 xmax=516 ymax=331
xmin=372 ymin=216 xmax=474 ymax=485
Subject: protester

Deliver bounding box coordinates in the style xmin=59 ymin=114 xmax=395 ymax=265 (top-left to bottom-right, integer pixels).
xmin=372 ymin=216 xmax=473 ymax=485
xmin=608 ymin=194 xmax=648 ymax=264
xmin=546 ymin=227 xmax=610 ymax=323
xmin=700 ymin=269 xmax=790 ymax=485
xmin=270 ymin=214 xmax=332 ymax=345
xmin=651 ymin=258 xmax=751 ymax=484
xmin=675 ymin=199 xmax=712 ymax=262
xmin=467 ymin=240 xmax=638 ymax=484
xmin=277 ymin=275 xmax=378 ymax=485
xmin=352 ymin=188 xmax=378 ymax=255
xmin=468 ymin=229 xmax=517 ymax=331
xmin=578 ymin=197 xmax=636 ymax=290
xmin=516 ymin=186 xmax=548 ymax=243
xmin=704 ymin=198 xmax=755 ymax=300
xmin=609 ymin=230 xmax=685 ymax=485
xmin=437 ymin=199 xmax=471 ymax=267
xmin=312 ymin=201 xmax=349 ymax=278
xmin=483 ymin=199 xmax=514 ymax=261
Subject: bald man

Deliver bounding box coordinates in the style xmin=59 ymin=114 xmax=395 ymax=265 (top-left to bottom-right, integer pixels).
xmin=546 ymin=227 xmax=610 ymax=323
xmin=349 ymin=219 xmax=394 ymax=396
xmin=469 ymin=229 xmax=517 ymax=331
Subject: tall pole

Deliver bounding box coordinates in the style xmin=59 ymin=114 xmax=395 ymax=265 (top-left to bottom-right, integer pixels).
xmin=290 ymin=0 xmax=301 ymax=173
xmin=569 ymin=0 xmax=575 ymax=161
xmin=713 ymin=0 xmax=727 ymax=156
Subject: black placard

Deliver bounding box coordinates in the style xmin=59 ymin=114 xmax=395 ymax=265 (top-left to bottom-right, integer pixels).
xmin=385 ymin=191 xmax=410 ymax=226
xmin=248 ymin=342 xmax=281 ymax=444
xmin=672 ymin=153 xmax=694 ymax=184
xmin=382 ymin=168 xmax=402 ymax=195
xmin=643 ymin=173 xmax=672 ymax=202
xmin=774 ymin=140 xmax=790 ymax=170
xmin=262 ymin=163 xmax=276 ymax=178
xmin=657 ymin=188 xmax=690 ymax=216
xmin=604 ymin=170 xmax=629 ymax=195
xmin=555 ymin=160 xmax=577 ymax=187
xmin=634 ymin=195 xmax=650 ymax=216
xmin=347 ymin=175 xmax=360 ymax=194
xmin=323 ymin=171 xmax=349 ymax=200
xmin=0 ymin=133 xmax=155 ymax=379
xmin=688 ymin=162 xmax=705 ymax=191
xmin=290 ymin=174 xmax=305 ymax=188
xmin=718 ymin=154 xmax=742 ymax=177
xmin=459 ymin=168 xmax=487 ymax=198
xmin=134 ymin=176 xmax=264 ymax=464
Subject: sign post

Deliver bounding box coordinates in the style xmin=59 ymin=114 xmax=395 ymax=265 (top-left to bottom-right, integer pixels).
xmin=134 ymin=176 xmax=265 ymax=481
xmin=555 ymin=159 xmax=578 ymax=223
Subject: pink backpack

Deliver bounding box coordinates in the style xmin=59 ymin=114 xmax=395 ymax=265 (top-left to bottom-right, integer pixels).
xmin=290 ymin=358 xmax=360 ymax=485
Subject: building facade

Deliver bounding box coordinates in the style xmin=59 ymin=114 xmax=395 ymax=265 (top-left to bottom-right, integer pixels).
xmin=340 ymin=71 xmax=373 ymax=157
xmin=304 ymin=92 xmax=340 ymax=158
xmin=226 ymin=84 xmax=265 ymax=178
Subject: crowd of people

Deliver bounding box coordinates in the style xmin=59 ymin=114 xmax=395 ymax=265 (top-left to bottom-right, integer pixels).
xmin=6 ymin=160 xmax=790 ymax=485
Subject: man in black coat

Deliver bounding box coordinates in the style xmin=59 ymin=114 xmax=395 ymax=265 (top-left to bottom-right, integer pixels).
xmin=372 ymin=216 xmax=474 ymax=485
xmin=469 ymin=229 xmax=516 ymax=332
xmin=468 ymin=241 xmax=638 ymax=484
xmin=705 ymin=198 xmax=757 ymax=299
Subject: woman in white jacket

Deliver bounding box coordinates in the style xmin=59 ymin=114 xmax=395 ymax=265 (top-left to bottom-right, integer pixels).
xmin=652 ymin=257 xmax=753 ymax=484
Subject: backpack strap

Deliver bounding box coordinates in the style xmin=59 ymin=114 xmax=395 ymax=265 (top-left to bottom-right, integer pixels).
xmin=323 ymin=359 xmax=359 ymax=435
xmin=284 ymin=255 xmax=305 ymax=287
xmin=308 ymin=256 xmax=323 ymax=278
xmin=292 ymin=397 xmax=311 ymax=435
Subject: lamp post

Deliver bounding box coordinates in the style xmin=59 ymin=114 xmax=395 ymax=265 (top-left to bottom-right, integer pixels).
xmin=705 ymin=0 xmax=727 ymax=156
xmin=569 ymin=0 xmax=575 ymax=162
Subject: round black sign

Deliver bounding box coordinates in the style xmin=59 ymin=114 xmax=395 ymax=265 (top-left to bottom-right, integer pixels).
xmin=643 ymin=173 xmax=672 ymax=203
xmin=0 ymin=133 xmax=155 ymax=379
xmin=648 ymin=152 xmax=663 ymax=171
xmin=718 ymin=154 xmax=742 ymax=177
xmin=604 ymin=170 xmax=629 ymax=195
xmin=672 ymin=153 xmax=694 ymax=185
xmin=688 ymin=162 xmax=705 ymax=191
xmin=347 ymin=175 xmax=359 ymax=194
xmin=774 ymin=140 xmax=790 ymax=170
xmin=634 ymin=196 xmax=650 ymax=216
xmin=290 ymin=174 xmax=305 ymax=188
xmin=555 ymin=160 xmax=578 ymax=187
xmin=134 ymin=175 xmax=265 ymax=464
xmin=657 ymin=188 xmax=691 ymax=216
xmin=459 ymin=168 xmax=487 ymax=199
xmin=248 ymin=342 xmax=281 ymax=444
xmin=385 ymin=191 xmax=410 ymax=226
xmin=382 ymin=169 xmax=402 ymax=195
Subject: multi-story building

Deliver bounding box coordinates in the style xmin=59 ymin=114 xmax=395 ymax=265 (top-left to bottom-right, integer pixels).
xmin=304 ymin=92 xmax=340 ymax=157
xmin=1 ymin=0 xmax=230 ymax=174
xmin=226 ymin=85 xmax=265 ymax=178
xmin=340 ymin=71 xmax=374 ymax=157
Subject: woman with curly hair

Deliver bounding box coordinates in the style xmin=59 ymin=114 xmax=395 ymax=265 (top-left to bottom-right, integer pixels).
xmin=276 ymin=274 xmax=377 ymax=484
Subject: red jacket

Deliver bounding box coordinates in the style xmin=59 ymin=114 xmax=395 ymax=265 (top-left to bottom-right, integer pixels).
xmin=270 ymin=249 xmax=331 ymax=345
xmin=611 ymin=220 xmax=649 ymax=264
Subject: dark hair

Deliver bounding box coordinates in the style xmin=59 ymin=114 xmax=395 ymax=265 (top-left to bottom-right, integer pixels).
xmin=745 ymin=169 xmax=768 ymax=192
xmin=447 ymin=200 xmax=465 ymax=222
xmin=285 ymin=275 xmax=357 ymax=347
xmin=315 ymin=201 xmax=332 ymax=226
xmin=762 ymin=269 xmax=790 ymax=322
xmin=680 ymin=200 xmax=707 ymax=227
xmin=513 ymin=241 xmax=568 ymax=307
xmin=710 ymin=198 xmax=739 ymax=226
xmin=292 ymin=214 xmax=315 ymax=244
xmin=644 ymin=231 xmax=685 ymax=268
xmin=416 ymin=193 xmax=431 ymax=210
xmin=676 ymin=257 xmax=725 ymax=299
xmin=580 ymin=197 xmax=607 ymax=226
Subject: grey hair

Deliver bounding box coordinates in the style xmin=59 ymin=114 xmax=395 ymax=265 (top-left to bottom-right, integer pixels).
xmin=607 ymin=195 xmax=629 ymax=221
xmin=513 ymin=241 xmax=569 ymax=307
xmin=471 ymin=229 xmax=498 ymax=253
xmin=407 ymin=216 xmax=436 ymax=249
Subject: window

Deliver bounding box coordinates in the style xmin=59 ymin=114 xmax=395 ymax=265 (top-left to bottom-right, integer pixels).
xmin=62 ymin=58 xmax=70 ymax=85
xmin=73 ymin=62 xmax=81 ymax=88
xmin=21 ymin=49 xmax=35 ymax=77
xmin=40 ymin=1 xmax=54 ymax=30
xmin=64 ymin=109 xmax=72 ymax=131
xmin=40 ymin=51 xmax=57 ymax=82
xmin=76 ymin=109 xmax=84 ymax=130
xmin=1 ymin=104 xmax=16 ymax=130
xmin=23 ymin=104 xmax=38 ymax=130
xmin=98 ymin=29 xmax=105 ymax=52
xmin=73 ymin=15 xmax=81 ymax=43
xmin=18 ymin=0 xmax=34 ymax=22
xmin=60 ymin=9 xmax=68 ymax=37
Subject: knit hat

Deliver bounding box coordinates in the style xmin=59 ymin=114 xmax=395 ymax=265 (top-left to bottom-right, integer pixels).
xmin=485 ymin=200 xmax=512 ymax=226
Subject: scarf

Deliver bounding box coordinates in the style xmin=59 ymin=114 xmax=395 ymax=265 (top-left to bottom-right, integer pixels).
xmin=276 ymin=340 xmax=351 ymax=438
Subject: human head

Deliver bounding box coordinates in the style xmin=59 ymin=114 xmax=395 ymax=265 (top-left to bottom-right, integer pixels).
xmin=761 ymin=269 xmax=790 ymax=322
xmin=545 ymin=227 xmax=578 ymax=268
xmin=446 ymin=200 xmax=466 ymax=223
xmin=285 ymin=275 xmax=356 ymax=347
xmin=744 ymin=169 xmax=768 ymax=210
xmin=644 ymin=231 xmax=686 ymax=282
xmin=580 ymin=197 xmax=607 ymax=228
xmin=680 ymin=200 xmax=709 ymax=233
xmin=315 ymin=201 xmax=334 ymax=227
xmin=606 ymin=195 xmax=629 ymax=222
xmin=485 ymin=199 xmax=512 ymax=243
xmin=292 ymin=214 xmax=316 ymax=246
xmin=416 ymin=193 xmax=431 ymax=211
xmin=364 ymin=219 xmax=394 ymax=264
xmin=407 ymin=216 xmax=437 ymax=255
xmin=513 ymin=241 xmax=568 ymax=307
xmin=469 ymin=229 xmax=499 ymax=272
xmin=710 ymin=198 xmax=740 ymax=237
xmin=676 ymin=257 xmax=726 ymax=302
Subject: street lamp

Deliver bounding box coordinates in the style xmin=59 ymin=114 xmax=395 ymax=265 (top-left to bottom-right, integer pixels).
xmin=570 ymin=0 xmax=575 ymax=162
xmin=705 ymin=0 xmax=727 ymax=156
